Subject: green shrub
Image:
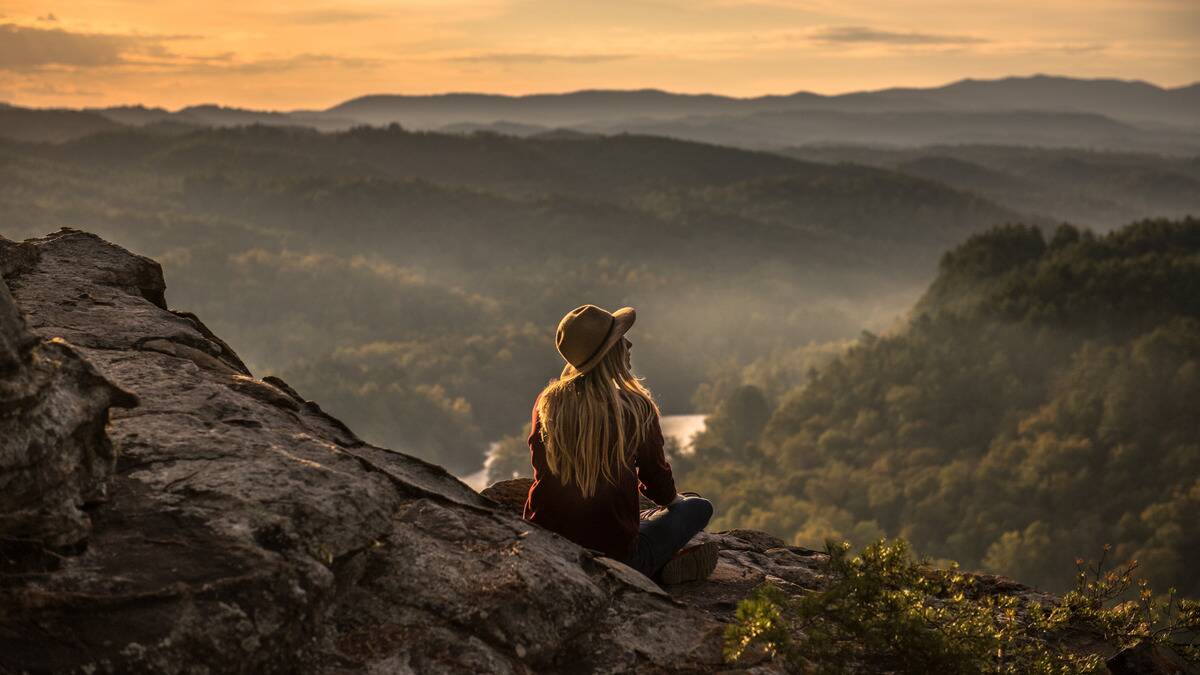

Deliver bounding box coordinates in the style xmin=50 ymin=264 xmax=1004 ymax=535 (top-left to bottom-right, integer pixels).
xmin=1051 ymin=545 xmax=1200 ymax=663
xmin=725 ymin=538 xmax=1199 ymax=674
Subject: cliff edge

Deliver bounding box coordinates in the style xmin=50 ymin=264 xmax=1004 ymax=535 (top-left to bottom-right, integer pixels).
xmin=0 ymin=228 xmax=740 ymax=673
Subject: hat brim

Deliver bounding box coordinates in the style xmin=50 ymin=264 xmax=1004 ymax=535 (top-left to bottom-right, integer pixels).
xmin=560 ymin=306 xmax=636 ymax=379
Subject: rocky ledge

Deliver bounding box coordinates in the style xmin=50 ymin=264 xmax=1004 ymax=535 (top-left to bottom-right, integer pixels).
xmin=0 ymin=229 xmax=1150 ymax=674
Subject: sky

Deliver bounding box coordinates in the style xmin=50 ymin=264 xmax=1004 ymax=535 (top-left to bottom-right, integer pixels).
xmin=1 ymin=0 xmax=1197 ymax=110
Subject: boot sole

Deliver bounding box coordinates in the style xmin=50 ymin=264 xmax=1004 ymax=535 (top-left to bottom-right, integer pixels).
xmin=660 ymin=541 xmax=719 ymax=585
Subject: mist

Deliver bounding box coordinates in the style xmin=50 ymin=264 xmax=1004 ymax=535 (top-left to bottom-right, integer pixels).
xmin=1 ymin=122 xmax=982 ymax=474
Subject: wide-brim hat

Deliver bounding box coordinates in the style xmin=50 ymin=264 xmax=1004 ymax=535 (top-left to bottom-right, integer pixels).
xmin=556 ymin=304 xmax=636 ymax=378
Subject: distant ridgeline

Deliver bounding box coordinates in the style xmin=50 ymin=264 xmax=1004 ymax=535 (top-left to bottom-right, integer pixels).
xmin=675 ymin=217 xmax=1200 ymax=595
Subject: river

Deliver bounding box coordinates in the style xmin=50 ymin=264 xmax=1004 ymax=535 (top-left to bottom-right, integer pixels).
xmin=459 ymin=413 xmax=708 ymax=491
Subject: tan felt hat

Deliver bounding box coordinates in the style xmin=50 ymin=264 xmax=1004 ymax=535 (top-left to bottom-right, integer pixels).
xmin=556 ymin=304 xmax=636 ymax=378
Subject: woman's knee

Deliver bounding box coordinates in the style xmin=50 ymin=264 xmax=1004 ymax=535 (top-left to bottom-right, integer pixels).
xmin=680 ymin=496 xmax=714 ymax=528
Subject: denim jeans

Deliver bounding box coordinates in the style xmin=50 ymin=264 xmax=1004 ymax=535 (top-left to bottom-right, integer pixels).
xmin=623 ymin=495 xmax=714 ymax=578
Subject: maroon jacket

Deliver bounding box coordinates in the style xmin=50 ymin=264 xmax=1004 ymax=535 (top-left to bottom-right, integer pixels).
xmin=522 ymin=393 xmax=677 ymax=559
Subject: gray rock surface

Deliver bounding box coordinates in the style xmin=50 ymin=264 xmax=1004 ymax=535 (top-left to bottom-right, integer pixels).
xmin=0 ymin=268 xmax=136 ymax=551
xmin=0 ymin=229 xmax=729 ymax=674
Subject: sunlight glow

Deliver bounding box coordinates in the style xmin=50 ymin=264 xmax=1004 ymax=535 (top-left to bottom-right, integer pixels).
xmin=0 ymin=0 xmax=1195 ymax=108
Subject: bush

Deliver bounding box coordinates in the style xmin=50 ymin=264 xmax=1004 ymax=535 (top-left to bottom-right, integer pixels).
xmin=1053 ymin=545 xmax=1200 ymax=663
xmin=725 ymin=538 xmax=1199 ymax=674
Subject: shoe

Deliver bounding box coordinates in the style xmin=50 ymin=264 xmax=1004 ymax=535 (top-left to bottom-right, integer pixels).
xmin=659 ymin=541 xmax=719 ymax=584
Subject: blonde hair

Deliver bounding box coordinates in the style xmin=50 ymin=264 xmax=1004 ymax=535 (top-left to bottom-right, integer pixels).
xmin=536 ymin=340 xmax=660 ymax=498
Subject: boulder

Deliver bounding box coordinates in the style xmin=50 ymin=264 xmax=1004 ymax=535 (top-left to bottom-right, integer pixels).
xmin=1 ymin=252 xmax=136 ymax=554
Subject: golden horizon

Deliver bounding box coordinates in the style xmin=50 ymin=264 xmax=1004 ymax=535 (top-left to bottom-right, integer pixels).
xmin=1 ymin=0 xmax=1197 ymax=109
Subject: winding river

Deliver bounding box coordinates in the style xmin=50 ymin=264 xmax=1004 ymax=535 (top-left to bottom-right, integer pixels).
xmin=460 ymin=413 xmax=708 ymax=491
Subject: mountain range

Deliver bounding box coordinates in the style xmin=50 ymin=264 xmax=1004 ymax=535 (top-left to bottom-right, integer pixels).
xmin=3 ymin=75 xmax=1198 ymax=153
xmin=325 ymin=75 xmax=1200 ymax=130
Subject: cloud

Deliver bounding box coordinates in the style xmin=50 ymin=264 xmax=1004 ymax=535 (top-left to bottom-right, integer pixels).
xmin=200 ymin=52 xmax=385 ymax=75
xmin=280 ymin=9 xmax=389 ymax=25
xmin=18 ymin=81 xmax=99 ymax=97
xmin=0 ymin=23 xmax=193 ymax=71
xmin=811 ymin=25 xmax=988 ymax=46
xmin=0 ymin=23 xmax=382 ymax=77
xmin=447 ymin=52 xmax=633 ymax=64
xmin=1 ymin=23 xmax=136 ymax=69
xmin=1042 ymin=42 xmax=1107 ymax=55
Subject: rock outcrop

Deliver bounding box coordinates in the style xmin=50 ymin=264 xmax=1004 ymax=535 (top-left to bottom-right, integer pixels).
xmin=1 ymin=229 xmax=733 ymax=673
xmin=0 ymin=229 xmax=1154 ymax=674
xmin=0 ymin=259 xmax=136 ymax=554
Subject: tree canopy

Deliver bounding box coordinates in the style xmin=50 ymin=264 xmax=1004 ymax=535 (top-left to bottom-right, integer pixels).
xmin=678 ymin=218 xmax=1200 ymax=595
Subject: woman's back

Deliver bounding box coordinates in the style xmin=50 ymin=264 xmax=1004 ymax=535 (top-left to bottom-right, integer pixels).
xmin=523 ymin=391 xmax=676 ymax=558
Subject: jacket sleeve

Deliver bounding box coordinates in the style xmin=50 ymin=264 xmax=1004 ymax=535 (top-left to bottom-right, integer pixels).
xmin=636 ymin=414 xmax=677 ymax=506
xmin=523 ymin=397 xmax=546 ymax=521
xmin=527 ymin=395 xmax=549 ymax=476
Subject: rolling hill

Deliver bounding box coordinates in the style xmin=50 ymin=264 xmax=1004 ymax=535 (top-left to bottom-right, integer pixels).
xmin=6 ymin=75 xmax=1196 ymax=153
xmin=785 ymin=144 xmax=1200 ymax=229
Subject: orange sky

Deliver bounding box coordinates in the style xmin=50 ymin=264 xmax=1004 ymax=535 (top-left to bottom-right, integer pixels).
xmin=1 ymin=0 xmax=1197 ymax=109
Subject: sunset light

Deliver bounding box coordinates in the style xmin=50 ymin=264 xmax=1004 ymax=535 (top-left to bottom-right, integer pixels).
xmin=1 ymin=0 xmax=1197 ymax=108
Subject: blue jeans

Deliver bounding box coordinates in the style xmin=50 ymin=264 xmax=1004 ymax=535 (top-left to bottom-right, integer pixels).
xmin=623 ymin=496 xmax=714 ymax=578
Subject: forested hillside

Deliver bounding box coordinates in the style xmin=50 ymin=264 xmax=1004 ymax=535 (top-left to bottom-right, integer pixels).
xmin=785 ymin=144 xmax=1200 ymax=229
xmin=0 ymin=124 xmax=1019 ymax=473
xmin=676 ymin=218 xmax=1200 ymax=595
xmin=0 ymin=107 xmax=125 ymax=143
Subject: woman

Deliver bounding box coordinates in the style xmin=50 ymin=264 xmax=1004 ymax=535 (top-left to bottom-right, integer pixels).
xmin=523 ymin=304 xmax=718 ymax=584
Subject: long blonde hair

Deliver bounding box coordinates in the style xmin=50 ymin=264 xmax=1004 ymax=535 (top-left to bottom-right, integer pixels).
xmin=536 ymin=340 xmax=660 ymax=498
